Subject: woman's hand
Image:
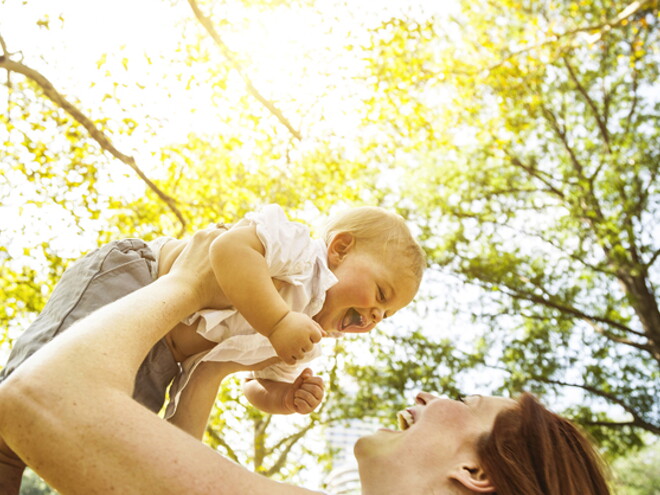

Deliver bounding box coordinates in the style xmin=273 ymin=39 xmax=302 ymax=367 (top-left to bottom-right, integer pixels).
xmin=168 ymin=227 xmax=226 ymax=311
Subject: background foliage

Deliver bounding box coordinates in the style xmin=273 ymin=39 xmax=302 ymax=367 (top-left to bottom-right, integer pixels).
xmin=1 ymin=0 xmax=658 ymax=491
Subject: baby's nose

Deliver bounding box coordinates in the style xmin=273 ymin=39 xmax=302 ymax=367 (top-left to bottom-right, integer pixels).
xmin=371 ymin=307 xmax=384 ymax=323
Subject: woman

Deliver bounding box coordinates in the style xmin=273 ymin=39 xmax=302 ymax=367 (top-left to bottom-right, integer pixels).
xmin=0 ymin=229 xmax=610 ymax=494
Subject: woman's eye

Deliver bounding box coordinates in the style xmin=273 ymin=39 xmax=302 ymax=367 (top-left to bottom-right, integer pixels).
xmin=456 ymin=395 xmax=465 ymax=403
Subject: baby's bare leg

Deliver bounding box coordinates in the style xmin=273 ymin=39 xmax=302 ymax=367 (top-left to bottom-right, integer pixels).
xmin=166 ymin=320 xmax=216 ymax=363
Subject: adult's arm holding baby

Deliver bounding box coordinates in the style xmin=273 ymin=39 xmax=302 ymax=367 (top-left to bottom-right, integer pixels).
xmin=0 ymin=229 xmax=320 ymax=495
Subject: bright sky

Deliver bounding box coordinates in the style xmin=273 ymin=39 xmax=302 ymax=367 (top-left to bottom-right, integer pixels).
xmin=1 ymin=0 xmax=458 ymax=133
xmin=0 ymin=0 xmax=457 ymax=252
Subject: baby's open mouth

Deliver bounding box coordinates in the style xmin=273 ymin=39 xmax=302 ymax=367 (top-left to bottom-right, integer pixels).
xmin=341 ymin=308 xmax=364 ymax=329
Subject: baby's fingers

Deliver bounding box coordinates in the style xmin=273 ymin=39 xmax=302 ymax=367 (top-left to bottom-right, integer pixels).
xmin=293 ymin=389 xmax=322 ymax=413
xmin=309 ymin=322 xmax=326 ymax=343
xmin=301 ymin=376 xmax=324 ymax=396
xmin=278 ymin=351 xmax=298 ymax=366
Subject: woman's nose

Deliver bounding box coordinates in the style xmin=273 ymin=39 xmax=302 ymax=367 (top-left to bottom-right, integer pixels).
xmin=415 ymin=391 xmax=437 ymax=405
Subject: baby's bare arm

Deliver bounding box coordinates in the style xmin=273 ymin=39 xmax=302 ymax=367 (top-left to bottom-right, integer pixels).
xmin=210 ymin=226 xmax=324 ymax=364
xmin=243 ymin=369 xmax=324 ymax=415
xmin=210 ymin=225 xmax=290 ymax=337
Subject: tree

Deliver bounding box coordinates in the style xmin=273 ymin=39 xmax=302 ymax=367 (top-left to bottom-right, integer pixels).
xmin=352 ymin=0 xmax=659 ymax=452
xmin=18 ymin=469 xmax=57 ymax=495
xmin=610 ymin=438 xmax=660 ymax=494
xmin=2 ymin=0 xmax=659 ymax=488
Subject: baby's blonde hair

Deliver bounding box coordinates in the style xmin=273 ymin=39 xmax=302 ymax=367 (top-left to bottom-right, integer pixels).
xmin=321 ymin=206 xmax=426 ymax=286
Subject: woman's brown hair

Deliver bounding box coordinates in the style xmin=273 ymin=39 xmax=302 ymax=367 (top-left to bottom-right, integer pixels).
xmin=478 ymin=393 xmax=610 ymax=495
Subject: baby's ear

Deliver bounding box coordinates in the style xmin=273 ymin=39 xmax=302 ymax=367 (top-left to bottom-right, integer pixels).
xmin=328 ymin=232 xmax=355 ymax=266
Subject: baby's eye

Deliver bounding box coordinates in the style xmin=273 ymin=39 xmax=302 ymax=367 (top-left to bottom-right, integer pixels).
xmin=378 ymin=287 xmax=385 ymax=302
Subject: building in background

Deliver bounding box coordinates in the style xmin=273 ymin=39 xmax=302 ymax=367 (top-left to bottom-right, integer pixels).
xmin=322 ymin=419 xmax=380 ymax=494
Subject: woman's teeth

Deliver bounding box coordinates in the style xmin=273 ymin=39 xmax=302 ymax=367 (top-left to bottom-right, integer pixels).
xmin=397 ymin=409 xmax=414 ymax=430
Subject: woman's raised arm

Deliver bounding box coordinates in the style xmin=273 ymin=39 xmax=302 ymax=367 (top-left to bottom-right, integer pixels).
xmin=0 ymin=229 xmax=320 ymax=495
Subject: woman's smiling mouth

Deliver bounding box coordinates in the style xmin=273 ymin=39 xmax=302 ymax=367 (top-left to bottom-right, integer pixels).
xmin=397 ymin=409 xmax=415 ymax=430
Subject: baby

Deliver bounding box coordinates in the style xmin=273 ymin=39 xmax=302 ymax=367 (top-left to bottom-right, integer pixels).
xmin=1 ymin=204 xmax=425 ymax=441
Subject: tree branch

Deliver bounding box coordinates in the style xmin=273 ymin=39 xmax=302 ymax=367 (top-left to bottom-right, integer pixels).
xmin=531 ymin=308 xmax=652 ymax=352
xmin=647 ymin=248 xmax=660 ymax=271
xmin=540 ymin=105 xmax=585 ymax=177
xmin=562 ymin=56 xmax=612 ymax=153
xmin=187 ymin=0 xmax=302 ymax=140
xmin=0 ymin=53 xmax=187 ymax=236
xmin=543 ymin=377 xmax=660 ymax=435
xmin=482 ymin=0 xmax=654 ymax=72
xmin=495 ymin=284 xmax=647 ymax=339
xmin=584 ymin=0 xmax=655 ymax=43
xmin=204 ymin=426 xmax=240 ymax=463
xmin=0 ymin=33 xmax=8 ymax=56
xmin=487 ymin=363 xmax=659 ymax=433
xmin=0 ymin=33 xmax=12 ymax=109
xmin=539 ymin=104 xmax=612 ymax=237
xmin=264 ymin=420 xmax=317 ymax=478
xmin=513 ymin=226 xmax=617 ymax=277
xmin=623 ymin=29 xmax=645 ymax=136
xmin=505 ymin=152 xmax=566 ymax=199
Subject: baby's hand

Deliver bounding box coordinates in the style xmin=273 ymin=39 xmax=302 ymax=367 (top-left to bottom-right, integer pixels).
xmin=269 ymin=311 xmax=326 ymax=365
xmin=284 ymin=368 xmax=324 ymax=414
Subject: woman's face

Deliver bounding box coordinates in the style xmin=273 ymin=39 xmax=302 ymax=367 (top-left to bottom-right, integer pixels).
xmin=354 ymin=392 xmax=516 ymax=488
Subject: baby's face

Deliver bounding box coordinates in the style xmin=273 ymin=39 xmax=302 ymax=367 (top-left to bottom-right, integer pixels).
xmin=313 ymin=248 xmax=418 ymax=336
